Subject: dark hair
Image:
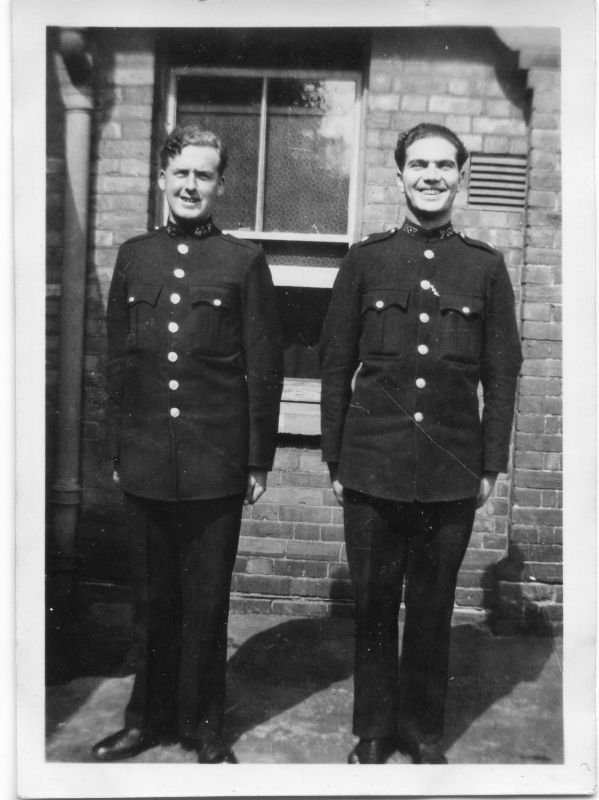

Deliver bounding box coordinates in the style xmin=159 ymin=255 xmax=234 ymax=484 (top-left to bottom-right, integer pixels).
xmin=394 ymin=123 xmax=469 ymax=171
xmin=160 ymin=125 xmax=228 ymax=174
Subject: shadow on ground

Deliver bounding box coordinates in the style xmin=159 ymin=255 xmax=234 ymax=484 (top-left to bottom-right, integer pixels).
xmin=45 ymin=605 xmax=563 ymax=763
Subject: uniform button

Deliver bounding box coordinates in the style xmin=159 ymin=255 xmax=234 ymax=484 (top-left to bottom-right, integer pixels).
xmin=168 ymin=351 xmax=178 ymax=362
xmin=174 ymin=268 xmax=185 ymax=279
xmin=414 ymin=412 xmax=424 ymax=423
xmin=170 ymin=293 xmax=181 ymax=304
xmin=213 ymin=298 xmax=222 ymax=307
xmin=168 ymin=321 xmax=179 ymax=333
xmin=128 ymin=295 xmax=135 ymax=303
xmin=462 ymin=306 xmax=471 ymax=315
xmin=424 ymin=249 xmax=434 ymax=259
xmin=170 ymin=407 xmax=180 ymax=418
xmin=420 ymin=280 xmax=431 ymax=290
xmin=177 ymin=243 xmax=189 ymax=255
xmin=417 ymin=344 xmax=429 ymax=355
xmin=416 ymin=378 xmax=426 ymax=389
xmin=169 ymin=379 xmax=179 ymax=391
xmin=375 ymin=300 xmax=385 ymax=309
xmin=419 ymin=312 xmax=430 ymax=323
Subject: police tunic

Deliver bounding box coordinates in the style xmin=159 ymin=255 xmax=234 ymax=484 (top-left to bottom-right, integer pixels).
xmin=320 ymin=220 xmax=523 ymax=502
xmin=106 ymin=221 xmax=283 ymax=501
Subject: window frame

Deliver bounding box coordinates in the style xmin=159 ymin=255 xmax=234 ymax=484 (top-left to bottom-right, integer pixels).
xmin=165 ymin=66 xmax=363 ymax=244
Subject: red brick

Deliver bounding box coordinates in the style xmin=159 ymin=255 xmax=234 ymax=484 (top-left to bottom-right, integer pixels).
xmin=518 ymin=397 xmax=561 ymax=415
xmin=522 ymin=265 xmax=555 ymax=285
xmin=286 ymin=540 xmax=342 ymax=562
xmin=522 ymin=341 xmax=562 ymax=359
xmin=521 ymin=303 xmax=553 ymax=323
xmin=528 ymin=170 xmax=562 ymax=191
xmin=514 ymin=451 xmax=544 ymax=469
xmin=290 ymin=578 xmax=319 ymax=597
xmin=329 ymin=562 xmax=350 ymax=580
xmin=524 ymin=247 xmax=562 ymax=266
xmin=515 ymin=433 xmax=562 ymax=452
xmin=530 ymin=150 xmax=559 ymax=169
xmin=280 ymin=505 xmax=331 ymax=524
xmin=516 ymin=415 xmax=545 ymax=434
xmin=317 ymin=579 xmax=353 ymax=600
xmin=527 ymin=190 xmax=560 ymax=209
xmin=320 ymin=524 xmax=344 ymax=542
xmin=530 ymin=130 xmax=560 ymax=152
xmin=245 ymin=557 xmax=274 ymax=575
xmin=513 ymin=488 xmax=543 ymax=506
xmin=520 ymin=359 xmax=561 ymax=378
xmin=237 ymin=536 xmax=287 ymax=558
xmin=241 ymin=520 xmax=294 ymax=539
xmin=292 ymin=523 xmax=321 ymax=541
xmin=513 ymin=469 xmax=562 ymax=490
xmin=271 ymin=599 xmax=331 ymax=617
xmin=274 ymin=561 xmax=327 ymax=579
xmin=235 ymin=574 xmax=291 ymax=596
xmin=512 ymin=508 xmax=562 ymax=527
xmin=250 ymin=503 xmax=279 ymax=521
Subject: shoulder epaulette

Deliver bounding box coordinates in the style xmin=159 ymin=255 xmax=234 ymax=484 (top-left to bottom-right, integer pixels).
xmin=356 ymin=228 xmax=397 ymax=247
xmin=457 ymin=232 xmax=501 ymax=256
xmin=220 ymin=232 xmax=261 ymax=251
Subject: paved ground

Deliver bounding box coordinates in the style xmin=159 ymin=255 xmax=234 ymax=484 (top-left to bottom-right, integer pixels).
xmin=45 ymin=604 xmax=563 ymax=765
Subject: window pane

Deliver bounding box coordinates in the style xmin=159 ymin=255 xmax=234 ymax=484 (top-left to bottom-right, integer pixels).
xmin=176 ymin=76 xmax=262 ymax=231
xmin=263 ymin=79 xmax=356 ymax=235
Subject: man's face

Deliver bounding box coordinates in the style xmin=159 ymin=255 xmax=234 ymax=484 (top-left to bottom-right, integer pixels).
xmin=159 ymin=145 xmax=225 ymax=225
xmin=398 ymin=136 xmax=464 ymax=226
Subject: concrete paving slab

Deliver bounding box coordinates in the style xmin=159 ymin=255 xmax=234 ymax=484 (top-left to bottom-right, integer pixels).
xmin=45 ymin=607 xmax=563 ymax=765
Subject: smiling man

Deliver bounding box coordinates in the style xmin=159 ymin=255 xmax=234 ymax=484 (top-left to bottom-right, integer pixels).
xmin=320 ymin=123 xmax=522 ymax=764
xmin=94 ymin=126 xmax=283 ymax=764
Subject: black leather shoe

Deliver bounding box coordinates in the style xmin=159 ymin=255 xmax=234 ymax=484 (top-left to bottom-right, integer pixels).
xmin=92 ymin=727 xmax=171 ymax=762
xmin=197 ymin=741 xmax=238 ymax=764
xmin=399 ymin=738 xmax=447 ymax=764
xmin=347 ymin=737 xmax=396 ymax=764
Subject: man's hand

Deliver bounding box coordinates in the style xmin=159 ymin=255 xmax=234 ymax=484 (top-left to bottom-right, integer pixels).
xmin=112 ymin=470 xmax=120 ymax=486
xmin=328 ymin=462 xmax=344 ymax=506
xmin=476 ymin=472 xmax=498 ymax=508
xmin=244 ymin=468 xmax=267 ymax=505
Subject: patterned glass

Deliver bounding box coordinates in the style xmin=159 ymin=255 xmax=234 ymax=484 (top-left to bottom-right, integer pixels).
xmin=263 ymin=79 xmax=356 ymax=234
xmin=177 ymin=76 xmax=262 ymax=230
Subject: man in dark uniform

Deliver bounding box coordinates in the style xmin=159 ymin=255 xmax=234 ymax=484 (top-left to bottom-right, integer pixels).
xmin=93 ymin=125 xmax=283 ymax=764
xmin=320 ymin=123 xmax=522 ymax=765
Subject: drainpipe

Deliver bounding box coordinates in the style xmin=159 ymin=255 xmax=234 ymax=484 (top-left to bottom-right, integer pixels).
xmin=49 ymin=28 xmax=93 ymax=608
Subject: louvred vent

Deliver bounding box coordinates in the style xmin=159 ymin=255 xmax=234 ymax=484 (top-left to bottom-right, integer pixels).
xmin=467 ymin=153 xmax=528 ymax=209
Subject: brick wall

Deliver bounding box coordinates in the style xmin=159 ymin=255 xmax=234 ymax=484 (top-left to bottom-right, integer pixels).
xmin=46 ymin=28 xmax=562 ymax=631
xmin=497 ymin=63 xmax=563 ymax=633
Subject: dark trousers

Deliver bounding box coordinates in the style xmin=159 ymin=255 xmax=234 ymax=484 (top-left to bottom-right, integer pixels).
xmin=123 ymin=492 xmax=243 ymax=745
xmin=344 ymin=490 xmax=476 ymax=746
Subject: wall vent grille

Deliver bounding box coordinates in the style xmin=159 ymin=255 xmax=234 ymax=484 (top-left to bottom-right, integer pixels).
xmin=467 ymin=153 xmax=528 ymax=209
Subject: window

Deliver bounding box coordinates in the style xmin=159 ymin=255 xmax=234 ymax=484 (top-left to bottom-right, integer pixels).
xmin=165 ymin=66 xmax=364 ymax=435
xmin=167 ymin=68 xmax=362 ymax=242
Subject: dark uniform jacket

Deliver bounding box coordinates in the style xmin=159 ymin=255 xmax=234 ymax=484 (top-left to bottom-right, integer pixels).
xmin=320 ymin=220 xmax=523 ymax=503
xmin=106 ymin=221 xmax=283 ymax=501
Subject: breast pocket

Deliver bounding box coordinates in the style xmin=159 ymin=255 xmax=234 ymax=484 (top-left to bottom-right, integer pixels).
xmin=439 ymin=293 xmax=484 ymax=363
xmin=189 ymin=284 xmax=240 ymax=356
xmin=127 ymin=283 xmax=162 ymax=348
xmin=360 ymin=288 xmax=410 ymax=356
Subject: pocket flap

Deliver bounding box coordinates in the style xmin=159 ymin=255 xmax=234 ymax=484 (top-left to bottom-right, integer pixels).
xmin=189 ymin=284 xmax=234 ymax=310
xmin=127 ymin=284 xmax=162 ymax=306
xmin=361 ymin=288 xmax=410 ymax=313
xmin=440 ymin=293 xmax=484 ymax=317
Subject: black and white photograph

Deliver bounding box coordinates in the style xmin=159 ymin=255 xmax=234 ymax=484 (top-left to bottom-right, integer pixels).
xmin=12 ymin=0 xmax=596 ymax=797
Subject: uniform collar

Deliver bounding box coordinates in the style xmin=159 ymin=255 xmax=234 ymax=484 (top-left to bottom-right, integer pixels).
xmin=165 ymin=218 xmax=218 ymax=239
xmin=399 ymin=219 xmax=455 ymax=242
